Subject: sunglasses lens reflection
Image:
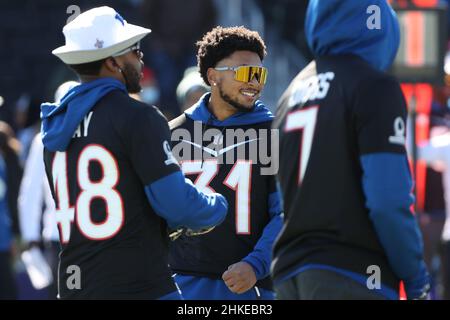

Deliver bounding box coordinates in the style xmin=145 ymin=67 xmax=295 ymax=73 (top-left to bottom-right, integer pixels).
xmin=235 ymin=66 xmax=267 ymax=84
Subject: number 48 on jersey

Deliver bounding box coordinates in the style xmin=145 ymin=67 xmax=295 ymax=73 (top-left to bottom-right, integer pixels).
xmin=51 ymin=145 xmax=124 ymax=243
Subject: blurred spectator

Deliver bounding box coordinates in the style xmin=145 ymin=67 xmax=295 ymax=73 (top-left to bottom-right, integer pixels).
xmin=256 ymin=0 xmax=312 ymax=61
xmin=417 ymin=82 xmax=450 ymax=299
xmin=14 ymin=94 xmax=41 ymax=165
xmin=0 ymin=121 xmax=22 ymax=300
xmin=18 ymin=135 xmax=59 ymax=299
xmin=129 ymin=68 xmax=162 ymax=115
xmin=140 ymin=0 xmax=217 ymax=118
xmin=176 ymin=66 xmax=209 ymax=113
xmin=53 ymin=81 xmax=79 ymax=104
xmin=18 ymin=81 xmax=78 ymax=300
xmin=418 ymin=114 xmax=448 ymax=299
xmin=139 ymin=67 xmax=160 ymax=106
xmin=419 ymin=125 xmax=450 ymax=299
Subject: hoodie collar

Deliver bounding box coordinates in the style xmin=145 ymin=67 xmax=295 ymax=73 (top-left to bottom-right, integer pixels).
xmin=40 ymin=77 xmax=127 ymax=152
xmin=184 ymin=93 xmax=273 ymax=126
xmin=305 ymin=0 xmax=400 ymax=71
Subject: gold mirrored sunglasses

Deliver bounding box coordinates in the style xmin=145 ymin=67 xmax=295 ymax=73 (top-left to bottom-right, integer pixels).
xmin=214 ymin=65 xmax=268 ymax=85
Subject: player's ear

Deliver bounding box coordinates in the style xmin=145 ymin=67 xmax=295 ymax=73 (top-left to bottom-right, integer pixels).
xmin=207 ymin=68 xmax=217 ymax=87
xmin=104 ymin=57 xmax=119 ymax=73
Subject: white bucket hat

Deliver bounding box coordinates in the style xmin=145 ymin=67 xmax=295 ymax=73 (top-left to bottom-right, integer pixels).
xmin=52 ymin=6 xmax=151 ymax=65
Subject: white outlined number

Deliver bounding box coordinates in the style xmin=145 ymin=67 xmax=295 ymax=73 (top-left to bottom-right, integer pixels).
xmin=182 ymin=159 xmax=252 ymax=234
xmin=284 ymin=106 xmax=319 ymax=185
xmin=52 ymin=152 xmax=75 ymax=243
xmin=52 ymin=145 xmax=124 ymax=243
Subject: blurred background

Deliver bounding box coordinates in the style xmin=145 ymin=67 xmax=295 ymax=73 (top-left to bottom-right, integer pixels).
xmin=0 ymin=0 xmax=311 ymax=124
xmin=1 ymin=0 xmax=450 ymax=300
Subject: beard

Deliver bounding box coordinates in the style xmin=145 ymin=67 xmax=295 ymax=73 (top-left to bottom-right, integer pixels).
xmin=218 ymin=84 xmax=255 ymax=113
xmin=122 ymin=62 xmax=142 ymax=94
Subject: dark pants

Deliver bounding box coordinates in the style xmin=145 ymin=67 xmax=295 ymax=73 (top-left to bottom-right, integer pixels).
xmin=0 ymin=251 xmax=17 ymax=300
xmin=442 ymin=241 xmax=450 ymax=300
xmin=275 ymin=269 xmax=387 ymax=300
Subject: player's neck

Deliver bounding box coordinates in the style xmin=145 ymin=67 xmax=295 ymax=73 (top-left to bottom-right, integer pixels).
xmin=78 ymin=75 xmax=101 ymax=83
xmin=208 ymin=93 xmax=238 ymax=121
xmin=78 ymin=71 xmax=124 ymax=85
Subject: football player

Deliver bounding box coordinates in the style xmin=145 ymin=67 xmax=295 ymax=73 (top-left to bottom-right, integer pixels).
xmin=272 ymin=0 xmax=430 ymax=300
xmin=169 ymin=26 xmax=283 ymax=300
xmin=41 ymin=7 xmax=227 ymax=299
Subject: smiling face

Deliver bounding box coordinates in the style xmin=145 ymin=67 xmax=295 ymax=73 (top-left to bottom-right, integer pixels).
xmin=209 ymin=50 xmax=264 ymax=113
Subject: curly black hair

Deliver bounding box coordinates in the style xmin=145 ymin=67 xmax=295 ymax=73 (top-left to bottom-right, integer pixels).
xmin=196 ymin=26 xmax=267 ymax=86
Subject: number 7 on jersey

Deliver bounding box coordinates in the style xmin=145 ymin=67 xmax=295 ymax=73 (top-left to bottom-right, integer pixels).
xmin=284 ymin=106 xmax=318 ymax=185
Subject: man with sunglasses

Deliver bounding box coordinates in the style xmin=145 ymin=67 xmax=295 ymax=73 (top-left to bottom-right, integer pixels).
xmin=168 ymin=26 xmax=283 ymax=300
xmin=40 ymin=6 xmax=227 ymax=299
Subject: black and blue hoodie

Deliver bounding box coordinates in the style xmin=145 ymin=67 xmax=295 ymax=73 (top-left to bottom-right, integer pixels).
xmin=40 ymin=78 xmax=228 ymax=299
xmin=272 ymin=0 xmax=429 ymax=300
xmin=168 ymin=93 xmax=283 ymax=298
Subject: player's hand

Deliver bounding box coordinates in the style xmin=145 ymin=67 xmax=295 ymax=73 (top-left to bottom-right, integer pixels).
xmin=222 ymin=261 xmax=257 ymax=294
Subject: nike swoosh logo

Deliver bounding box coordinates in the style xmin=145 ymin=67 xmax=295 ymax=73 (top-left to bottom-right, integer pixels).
xmin=180 ymin=138 xmax=259 ymax=157
xmin=218 ymin=138 xmax=259 ymax=155
xmin=181 ymin=140 xmax=217 ymax=156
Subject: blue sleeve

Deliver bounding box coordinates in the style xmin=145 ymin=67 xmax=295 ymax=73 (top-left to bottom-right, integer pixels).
xmin=360 ymin=153 xmax=429 ymax=299
xmin=145 ymin=171 xmax=228 ymax=230
xmin=242 ymin=190 xmax=283 ymax=280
